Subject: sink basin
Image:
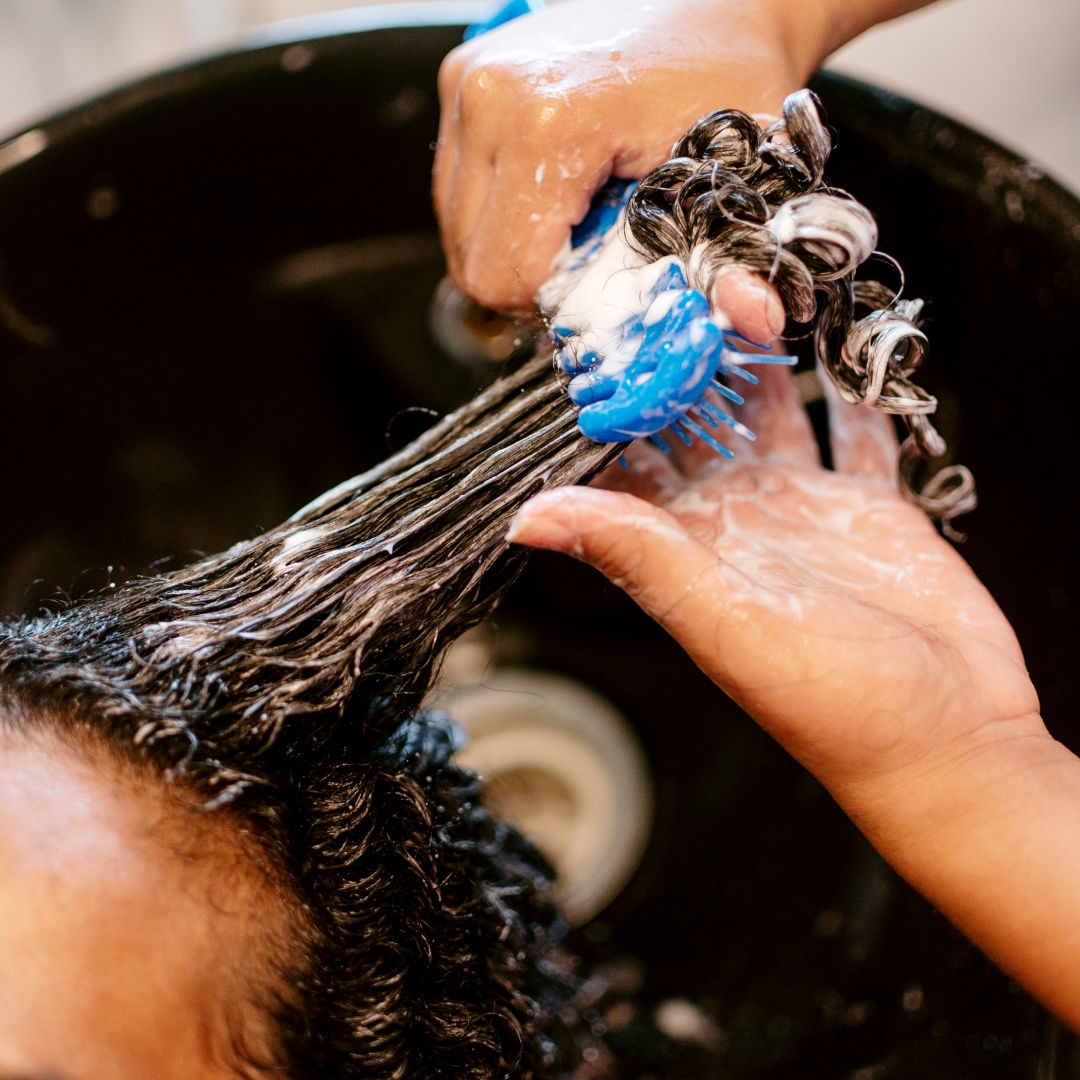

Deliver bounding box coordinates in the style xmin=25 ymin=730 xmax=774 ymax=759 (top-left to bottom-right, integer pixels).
xmin=1 ymin=5 xmax=1078 ymax=1075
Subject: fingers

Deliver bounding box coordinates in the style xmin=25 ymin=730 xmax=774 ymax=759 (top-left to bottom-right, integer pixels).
xmin=593 ymin=441 xmax=681 ymax=504
xmin=435 ymin=47 xmax=611 ymax=312
xmin=735 ymin=363 xmax=820 ymax=464
xmin=711 ymin=268 xmax=785 ymax=346
xmin=436 ymin=55 xmax=510 ymax=302
xmin=823 ymin=377 xmax=899 ymax=481
xmin=440 ymin=140 xmax=496 ymax=292
xmin=462 ymin=144 xmax=606 ymax=311
xmin=507 ymin=486 xmax=742 ymax=647
xmin=434 ymin=51 xmax=472 ymax=286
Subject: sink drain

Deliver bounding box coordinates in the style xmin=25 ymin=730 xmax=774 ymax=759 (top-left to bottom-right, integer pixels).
xmin=442 ymin=667 xmax=653 ymax=926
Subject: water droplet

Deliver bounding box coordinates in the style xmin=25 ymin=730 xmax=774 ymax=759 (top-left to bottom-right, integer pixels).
xmin=281 ymin=43 xmax=316 ymax=74
xmin=86 ymin=185 xmax=119 ymax=221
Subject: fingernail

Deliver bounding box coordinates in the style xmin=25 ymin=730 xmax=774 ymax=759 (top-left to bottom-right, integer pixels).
xmin=506 ymin=494 xmax=574 ymax=552
xmin=712 ymin=268 xmax=786 ymax=343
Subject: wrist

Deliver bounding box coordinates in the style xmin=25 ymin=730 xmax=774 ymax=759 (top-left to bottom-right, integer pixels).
xmin=766 ymin=0 xmax=845 ymax=78
xmin=832 ymin=711 xmax=1056 ymax=863
xmin=828 ymin=716 xmax=1080 ymax=1029
xmin=791 ymin=0 xmax=939 ymax=61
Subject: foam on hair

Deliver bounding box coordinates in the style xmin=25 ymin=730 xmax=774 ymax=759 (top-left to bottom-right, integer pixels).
xmin=624 ymin=89 xmax=975 ymax=531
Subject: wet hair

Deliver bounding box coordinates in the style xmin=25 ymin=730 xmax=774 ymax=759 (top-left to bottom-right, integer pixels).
xmin=0 ymin=90 xmax=967 ymax=1078
xmin=624 ymin=89 xmax=975 ymax=531
xmin=0 ymin=355 xmax=617 ymax=1078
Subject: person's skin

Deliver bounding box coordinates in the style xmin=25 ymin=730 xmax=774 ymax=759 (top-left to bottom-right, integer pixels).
xmin=435 ymin=0 xmax=934 ymax=322
xmin=0 ymin=725 xmax=293 ymax=1080
xmin=508 ymin=366 xmax=1080 ymax=1032
xmin=440 ymin=0 xmax=1080 ymax=1029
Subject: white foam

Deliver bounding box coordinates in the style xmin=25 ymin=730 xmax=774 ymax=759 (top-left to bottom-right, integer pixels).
xmin=541 ymin=224 xmax=706 ymax=382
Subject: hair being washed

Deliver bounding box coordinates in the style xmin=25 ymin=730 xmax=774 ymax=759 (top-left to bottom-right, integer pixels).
xmin=0 ymin=89 xmax=969 ymax=1078
xmin=623 ymin=89 xmax=975 ymax=530
xmin=0 ymin=356 xmax=617 ymax=1078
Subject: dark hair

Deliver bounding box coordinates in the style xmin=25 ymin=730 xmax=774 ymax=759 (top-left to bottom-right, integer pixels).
xmin=0 ymin=90 xmax=968 ymax=1078
xmin=621 ymin=89 xmax=974 ymax=530
xmin=0 ymin=355 xmax=617 ymax=1078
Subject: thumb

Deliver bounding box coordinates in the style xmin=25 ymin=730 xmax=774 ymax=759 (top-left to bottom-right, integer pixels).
xmin=507 ymin=486 xmax=747 ymax=652
xmin=711 ymin=267 xmax=785 ymax=346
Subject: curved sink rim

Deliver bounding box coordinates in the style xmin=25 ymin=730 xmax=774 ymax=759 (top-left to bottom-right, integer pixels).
xmin=0 ymin=0 xmax=1077 ymax=221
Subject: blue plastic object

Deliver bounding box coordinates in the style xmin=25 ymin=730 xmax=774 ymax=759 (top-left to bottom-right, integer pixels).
xmin=554 ymin=264 xmax=792 ymax=453
xmin=575 ymin=288 xmax=724 ymax=443
xmin=465 ymin=0 xmax=794 ymax=456
xmin=464 ymin=0 xmax=547 ymax=40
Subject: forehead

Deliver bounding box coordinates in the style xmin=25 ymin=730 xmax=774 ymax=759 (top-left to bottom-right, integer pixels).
xmin=0 ymin=728 xmax=154 ymax=869
xmin=0 ymin=732 xmax=276 ymax=1079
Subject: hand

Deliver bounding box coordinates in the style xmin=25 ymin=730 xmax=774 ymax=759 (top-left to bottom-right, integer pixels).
xmin=509 ymin=365 xmax=1041 ymax=798
xmin=513 ymin=368 xmax=1080 ymax=1030
xmin=435 ymin=0 xmax=830 ymax=323
xmin=512 ymin=370 xmax=1080 ymax=1031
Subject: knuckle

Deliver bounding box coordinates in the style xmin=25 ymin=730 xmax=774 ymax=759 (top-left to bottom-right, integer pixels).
xmin=456 ymin=62 xmax=568 ymax=138
xmin=458 ymin=62 xmax=503 ymax=111
xmin=462 ymin=235 xmax=534 ymax=308
xmin=600 ymin=532 xmax=646 ymax=581
xmin=436 ymin=50 xmax=465 ymax=100
xmin=458 ymin=259 xmax=504 ymax=310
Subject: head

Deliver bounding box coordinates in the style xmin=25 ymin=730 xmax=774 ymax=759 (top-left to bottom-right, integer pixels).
xmin=0 ymin=690 xmax=582 ymax=1079
xmin=0 ymin=357 xmax=615 ymax=1079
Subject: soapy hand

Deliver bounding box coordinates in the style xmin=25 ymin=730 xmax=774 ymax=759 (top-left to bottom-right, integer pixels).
xmin=434 ymin=0 xmax=825 ymax=332
xmin=511 ymin=369 xmax=1080 ymax=1032
xmin=509 ymin=364 xmax=1041 ymax=797
xmin=508 ymin=364 xmax=1080 ymax=1033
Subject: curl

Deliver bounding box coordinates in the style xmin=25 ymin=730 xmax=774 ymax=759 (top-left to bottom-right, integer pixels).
xmin=622 ymin=89 xmax=975 ymax=533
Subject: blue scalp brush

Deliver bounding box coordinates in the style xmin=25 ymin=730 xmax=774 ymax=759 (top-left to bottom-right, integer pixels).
xmin=465 ymin=0 xmax=796 ymax=461
xmin=539 ymin=188 xmax=797 ymax=457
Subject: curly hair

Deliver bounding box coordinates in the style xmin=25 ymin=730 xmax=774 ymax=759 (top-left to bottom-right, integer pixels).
xmin=0 ymin=90 xmax=967 ymax=1078
xmin=621 ymin=89 xmax=974 ymax=530
xmin=0 ymin=354 xmax=616 ymax=1078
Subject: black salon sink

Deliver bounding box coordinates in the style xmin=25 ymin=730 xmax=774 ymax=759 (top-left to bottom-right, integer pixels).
xmin=1 ymin=5 xmax=1078 ymax=1076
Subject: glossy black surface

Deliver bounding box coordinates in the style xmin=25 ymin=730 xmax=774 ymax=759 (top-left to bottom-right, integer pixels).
xmin=1 ymin=10 xmax=1078 ymax=1077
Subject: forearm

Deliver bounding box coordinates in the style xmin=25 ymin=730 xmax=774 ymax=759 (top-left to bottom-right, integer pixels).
xmin=769 ymin=0 xmax=939 ymax=73
xmin=835 ymin=716 xmax=1080 ymax=1031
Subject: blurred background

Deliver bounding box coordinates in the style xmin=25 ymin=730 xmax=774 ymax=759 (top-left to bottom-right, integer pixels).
xmin=1 ymin=0 xmax=1078 ymax=192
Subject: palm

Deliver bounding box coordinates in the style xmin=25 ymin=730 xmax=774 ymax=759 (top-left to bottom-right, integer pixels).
xmin=593 ymin=369 xmax=1039 ymax=783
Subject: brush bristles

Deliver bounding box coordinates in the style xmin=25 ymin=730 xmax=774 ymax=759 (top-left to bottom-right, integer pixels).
xmin=623 ymin=88 xmax=975 ymax=530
